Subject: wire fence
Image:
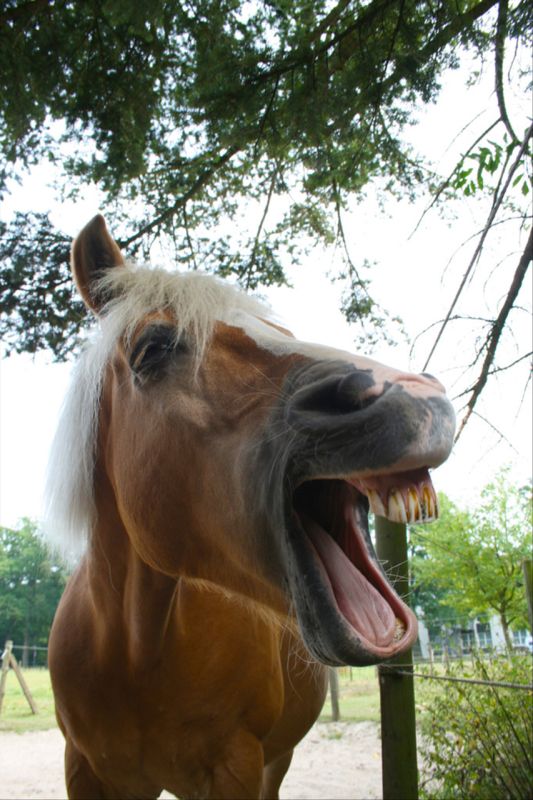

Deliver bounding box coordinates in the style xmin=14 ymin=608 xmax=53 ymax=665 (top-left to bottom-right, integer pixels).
xmin=6 ymin=641 xmax=533 ymax=693
xmin=337 ymin=650 xmax=533 ymax=694
xmin=378 ymin=663 xmax=533 ymax=692
xmin=4 ymin=642 xmax=50 ymax=668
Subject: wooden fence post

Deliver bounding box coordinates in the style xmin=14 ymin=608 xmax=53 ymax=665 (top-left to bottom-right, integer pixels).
xmin=328 ymin=668 xmax=340 ymax=721
xmin=375 ymin=517 xmax=418 ymax=800
xmin=0 ymin=640 xmax=12 ymax=715
xmin=0 ymin=640 xmax=38 ymax=716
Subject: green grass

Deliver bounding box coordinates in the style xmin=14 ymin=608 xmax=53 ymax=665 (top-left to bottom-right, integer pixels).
xmin=0 ymin=668 xmax=57 ymax=732
xmin=319 ymin=666 xmax=380 ymax=723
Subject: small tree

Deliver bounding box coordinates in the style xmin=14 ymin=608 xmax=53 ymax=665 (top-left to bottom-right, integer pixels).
xmin=411 ymin=470 xmax=531 ymax=649
xmin=0 ymin=519 xmax=68 ymax=665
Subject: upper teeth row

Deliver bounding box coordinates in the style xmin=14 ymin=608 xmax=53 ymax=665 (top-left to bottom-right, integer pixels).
xmin=367 ymin=486 xmax=438 ymax=524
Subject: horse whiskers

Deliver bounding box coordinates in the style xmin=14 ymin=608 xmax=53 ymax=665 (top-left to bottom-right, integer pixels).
xmin=247 ymin=363 xmax=294 ymax=404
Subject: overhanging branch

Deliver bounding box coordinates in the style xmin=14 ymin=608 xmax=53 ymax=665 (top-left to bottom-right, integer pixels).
xmin=119 ymin=144 xmax=241 ymax=248
xmin=424 ymin=121 xmax=533 ymax=371
xmin=455 ymin=226 xmax=532 ymax=441
xmin=495 ymin=0 xmax=519 ymax=143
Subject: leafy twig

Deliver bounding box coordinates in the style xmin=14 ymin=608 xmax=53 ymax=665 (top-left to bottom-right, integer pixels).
xmin=409 ymin=119 xmax=500 ymax=240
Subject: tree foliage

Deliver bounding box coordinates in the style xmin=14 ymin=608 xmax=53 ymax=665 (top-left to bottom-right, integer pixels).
xmin=0 ymin=519 xmax=68 ymax=665
xmin=411 ymin=470 xmax=532 ymax=647
xmin=0 ymin=0 xmax=531 ymax=398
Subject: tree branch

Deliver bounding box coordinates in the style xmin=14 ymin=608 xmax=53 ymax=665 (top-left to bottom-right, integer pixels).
xmin=423 ymin=121 xmax=533 ymax=371
xmin=0 ymin=0 xmax=52 ymax=25
xmin=182 ymin=205 xmax=198 ymax=271
xmin=468 ymin=410 xmax=520 ymax=453
xmin=375 ymin=0 xmax=500 ymax=98
xmin=495 ymin=0 xmax=519 ymax=143
xmin=224 ymin=0 xmax=499 ymax=103
xmin=455 ymin=225 xmax=532 ymax=441
xmin=332 ymin=180 xmax=372 ymax=304
xmin=254 ymin=75 xmax=280 ymax=159
xmin=410 ymin=119 xmax=500 ymax=239
xmin=455 ymin=351 xmax=532 ymax=393
xmin=245 ymin=168 xmax=278 ymax=289
xmin=119 ymin=144 xmax=241 ymax=248
xmin=114 ymin=0 xmax=502 ymax=254
xmin=247 ymin=0 xmax=399 ymax=86
xmin=306 ymin=0 xmax=353 ymax=44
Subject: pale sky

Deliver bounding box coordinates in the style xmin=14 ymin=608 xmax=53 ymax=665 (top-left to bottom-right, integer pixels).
xmin=0 ymin=59 xmax=531 ymax=529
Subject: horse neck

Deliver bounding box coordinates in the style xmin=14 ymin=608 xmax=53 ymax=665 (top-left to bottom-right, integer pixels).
xmin=85 ymin=464 xmax=293 ymax=672
xmin=85 ymin=467 xmax=178 ymax=672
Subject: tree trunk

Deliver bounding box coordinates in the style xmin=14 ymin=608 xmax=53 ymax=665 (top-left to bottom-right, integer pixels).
xmin=523 ymin=559 xmax=532 ymax=633
xmin=500 ymin=614 xmax=513 ymax=650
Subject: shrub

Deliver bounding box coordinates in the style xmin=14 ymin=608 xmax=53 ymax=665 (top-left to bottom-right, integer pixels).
xmin=417 ymin=652 xmax=532 ymax=799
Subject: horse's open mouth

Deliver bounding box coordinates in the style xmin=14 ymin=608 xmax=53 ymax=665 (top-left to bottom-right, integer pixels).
xmin=286 ymin=468 xmax=437 ymax=665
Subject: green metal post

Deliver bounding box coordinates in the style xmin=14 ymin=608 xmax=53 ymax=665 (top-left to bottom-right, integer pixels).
xmin=375 ymin=516 xmax=418 ymax=800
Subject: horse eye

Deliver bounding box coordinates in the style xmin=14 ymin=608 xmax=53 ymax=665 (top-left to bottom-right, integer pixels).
xmin=129 ymin=325 xmax=184 ymax=377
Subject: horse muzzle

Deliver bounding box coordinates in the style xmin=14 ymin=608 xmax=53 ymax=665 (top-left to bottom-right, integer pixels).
xmin=258 ymin=358 xmax=455 ymax=667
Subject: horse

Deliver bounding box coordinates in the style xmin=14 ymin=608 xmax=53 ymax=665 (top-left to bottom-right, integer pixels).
xmin=47 ymin=215 xmax=455 ymax=799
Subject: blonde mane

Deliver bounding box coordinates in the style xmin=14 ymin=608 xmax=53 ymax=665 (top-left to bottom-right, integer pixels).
xmin=44 ymin=264 xmax=273 ymax=562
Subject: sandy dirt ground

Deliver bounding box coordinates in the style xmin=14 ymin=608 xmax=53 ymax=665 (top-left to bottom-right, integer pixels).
xmin=0 ymin=721 xmax=382 ymax=800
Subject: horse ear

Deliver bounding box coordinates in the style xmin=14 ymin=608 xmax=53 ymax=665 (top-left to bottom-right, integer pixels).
xmin=71 ymin=215 xmax=125 ymax=314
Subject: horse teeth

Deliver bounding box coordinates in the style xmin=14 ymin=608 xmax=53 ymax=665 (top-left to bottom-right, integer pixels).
xmin=422 ymin=486 xmax=438 ymax=521
xmin=393 ymin=617 xmax=406 ymax=642
xmin=363 ymin=479 xmax=439 ymax=524
xmin=388 ymin=490 xmax=407 ymax=523
xmin=367 ymin=489 xmax=386 ymax=517
xmin=407 ymin=488 xmax=421 ymax=523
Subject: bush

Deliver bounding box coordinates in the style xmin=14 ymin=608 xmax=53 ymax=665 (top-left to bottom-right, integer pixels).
xmin=418 ymin=652 xmax=532 ymax=799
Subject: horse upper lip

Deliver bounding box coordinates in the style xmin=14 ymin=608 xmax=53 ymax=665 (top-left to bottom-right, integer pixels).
xmin=285 ymin=382 xmax=455 ymax=482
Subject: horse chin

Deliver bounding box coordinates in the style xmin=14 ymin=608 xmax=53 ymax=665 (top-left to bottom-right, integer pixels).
xmin=284 ymin=476 xmax=424 ymax=667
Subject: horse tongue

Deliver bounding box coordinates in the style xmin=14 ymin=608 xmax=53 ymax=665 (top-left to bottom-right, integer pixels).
xmin=303 ymin=515 xmax=396 ymax=647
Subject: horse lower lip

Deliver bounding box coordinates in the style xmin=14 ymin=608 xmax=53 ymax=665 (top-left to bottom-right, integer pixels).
xmin=287 ymin=479 xmax=417 ymax=665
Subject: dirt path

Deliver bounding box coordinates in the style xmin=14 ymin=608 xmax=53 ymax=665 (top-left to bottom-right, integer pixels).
xmin=0 ymin=722 xmax=382 ymax=799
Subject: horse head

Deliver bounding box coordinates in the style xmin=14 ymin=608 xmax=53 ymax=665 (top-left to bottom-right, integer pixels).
xmin=48 ymin=214 xmax=455 ymax=669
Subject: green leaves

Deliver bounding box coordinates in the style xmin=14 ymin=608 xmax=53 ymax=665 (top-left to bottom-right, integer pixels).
xmin=0 ymin=520 xmax=68 ymax=658
xmin=0 ymin=213 xmax=86 ymax=359
xmin=452 ymin=134 xmax=532 ymax=197
xmin=0 ymin=0 xmax=530 ymax=357
xmin=411 ymin=470 xmax=531 ymax=640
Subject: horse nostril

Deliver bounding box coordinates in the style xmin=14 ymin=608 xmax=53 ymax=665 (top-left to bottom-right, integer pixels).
xmin=335 ymin=370 xmax=378 ymax=413
xmin=293 ymin=367 xmax=379 ymax=417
